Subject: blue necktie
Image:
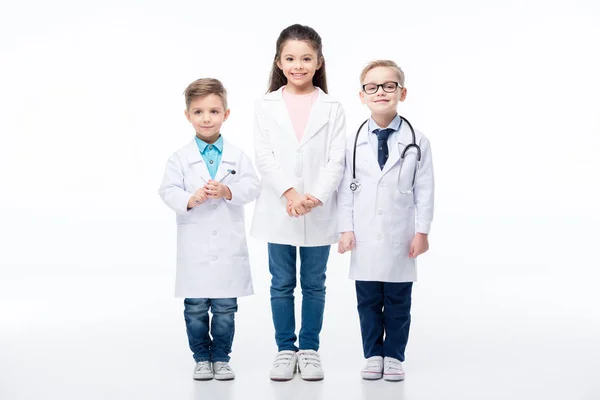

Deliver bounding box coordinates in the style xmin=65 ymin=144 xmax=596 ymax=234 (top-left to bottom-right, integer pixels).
xmin=373 ymin=128 xmax=394 ymax=170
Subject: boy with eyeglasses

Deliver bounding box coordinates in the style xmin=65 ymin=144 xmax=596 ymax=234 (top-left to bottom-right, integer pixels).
xmin=337 ymin=60 xmax=435 ymax=381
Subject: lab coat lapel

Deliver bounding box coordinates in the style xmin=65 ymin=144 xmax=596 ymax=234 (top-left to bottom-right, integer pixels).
xmin=381 ymin=122 xmax=409 ymax=177
xmin=183 ymin=139 xmax=211 ymax=183
xmin=356 ymin=125 xmax=382 ymax=178
xmin=267 ymin=88 xmax=299 ymax=146
xmin=381 ymin=141 xmax=401 ymax=177
xmin=299 ymin=88 xmax=330 ymax=147
xmin=214 ymin=139 xmax=239 ymax=183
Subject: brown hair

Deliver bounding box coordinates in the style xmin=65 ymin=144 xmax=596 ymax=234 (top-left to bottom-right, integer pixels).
xmin=184 ymin=78 xmax=228 ymax=109
xmin=267 ymin=24 xmax=328 ymax=94
xmin=360 ymin=60 xmax=405 ymax=87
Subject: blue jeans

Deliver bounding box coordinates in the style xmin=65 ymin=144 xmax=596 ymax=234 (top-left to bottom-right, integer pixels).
xmin=355 ymin=281 xmax=412 ymax=361
xmin=183 ymin=298 xmax=238 ymax=362
xmin=268 ymin=243 xmax=330 ymax=351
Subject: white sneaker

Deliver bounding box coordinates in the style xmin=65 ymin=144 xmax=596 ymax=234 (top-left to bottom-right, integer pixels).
xmin=193 ymin=361 xmax=213 ymax=380
xmin=297 ymin=350 xmax=324 ymax=381
xmin=361 ymin=356 xmax=383 ymax=380
xmin=213 ymin=361 xmax=235 ymax=380
xmin=269 ymin=350 xmax=297 ymax=381
xmin=383 ymin=357 xmax=405 ymax=381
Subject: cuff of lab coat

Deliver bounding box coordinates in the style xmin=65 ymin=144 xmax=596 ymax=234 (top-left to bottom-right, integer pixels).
xmin=416 ymin=220 xmax=431 ymax=234
xmin=311 ymin=188 xmax=330 ymax=206
xmin=278 ymin=184 xmax=294 ymax=199
xmin=166 ymin=190 xmax=194 ymax=215
xmin=338 ymin=222 xmax=353 ymax=234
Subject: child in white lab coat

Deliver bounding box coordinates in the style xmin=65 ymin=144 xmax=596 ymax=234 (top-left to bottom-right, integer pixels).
xmin=250 ymin=24 xmax=347 ymax=381
xmin=159 ymin=78 xmax=260 ymax=381
xmin=337 ymin=60 xmax=435 ymax=381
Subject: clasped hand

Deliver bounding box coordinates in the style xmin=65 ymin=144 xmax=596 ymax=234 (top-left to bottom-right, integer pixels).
xmin=187 ymin=180 xmax=232 ymax=209
xmin=285 ymin=192 xmax=322 ymax=218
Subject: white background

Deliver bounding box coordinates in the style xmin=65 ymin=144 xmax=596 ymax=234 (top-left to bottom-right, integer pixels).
xmin=1 ymin=0 xmax=599 ymax=399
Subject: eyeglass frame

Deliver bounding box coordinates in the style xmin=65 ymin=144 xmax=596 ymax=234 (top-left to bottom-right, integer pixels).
xmin=361 ymin=81 xmax=403 ymax=94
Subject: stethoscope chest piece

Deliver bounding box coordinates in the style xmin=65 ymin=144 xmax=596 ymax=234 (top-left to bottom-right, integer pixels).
xmin=350 ymin=179 xmax=361 ymax=192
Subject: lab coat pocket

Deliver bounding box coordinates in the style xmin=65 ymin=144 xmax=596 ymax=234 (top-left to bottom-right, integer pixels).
xmin=225 ymin=222 xmax=248 ymax=257
xmin=176 ymin=211 xmax=195 ymax=225
xmin=391 ymin=239 xmax=409 ymax=259
xmin=393 ymin=186 xmax=415 ymax=215
xmin=389 ymin=217 xmax=411 ymax=246
xmin=393 ymin=203 xmax=414 ymax=221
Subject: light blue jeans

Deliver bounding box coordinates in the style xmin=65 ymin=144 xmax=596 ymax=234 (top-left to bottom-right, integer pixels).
xmin=183 ymin=298 xmax=237 ymax=362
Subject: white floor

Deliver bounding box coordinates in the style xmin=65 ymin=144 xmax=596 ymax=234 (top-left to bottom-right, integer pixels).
xmin=1 ymin=248 xmax=599 ymax=400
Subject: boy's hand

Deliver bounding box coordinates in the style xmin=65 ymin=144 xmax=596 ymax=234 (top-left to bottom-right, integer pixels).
xmin=204 ymin=180 xmax=232 ymax=200
xmin=188 ymin=187 xmax=208 ymax=209
xmin=338 ymin=231 xmax=355 ymax=254
xmin=409 ymin=233 xmax=429 ymax=258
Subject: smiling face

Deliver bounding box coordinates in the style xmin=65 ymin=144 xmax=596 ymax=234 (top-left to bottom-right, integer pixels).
xmin=184 ymin=94 xmax=230 ymax=143
xmin=276 ymin=39 xmax=322 ymax=94
xmin=359 ymin=66 xmax=407 ymax=116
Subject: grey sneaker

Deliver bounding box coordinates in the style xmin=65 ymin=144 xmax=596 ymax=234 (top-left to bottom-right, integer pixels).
xmin=193 ymin=361 xmax=213 ymax=380
xmin=213 ymin=361 xmax=235 ymax=380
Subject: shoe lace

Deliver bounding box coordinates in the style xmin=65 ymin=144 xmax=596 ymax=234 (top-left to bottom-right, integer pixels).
xmin=214 ymin=362 xmax=232 ymax=373
xmin=196 ymin=362 xmax=211 ymax=373
xmin=298 ymin=351 xmax=321 ymax=368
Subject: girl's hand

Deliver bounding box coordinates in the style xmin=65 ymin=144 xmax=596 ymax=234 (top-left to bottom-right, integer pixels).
xmin=286 ymin=196 xmax=317 ymax=217
xmin=289 ymin=198 xmax=309 ymax=217
xmin=204 ymin=180 xmax=232 ymax=200
xmin=409 ymin=233 xmax=429 ymax=258
xmin=305 ymin=194 xmax=322 ymax=207
xmin=338 ymin=231 xmax=355 ymax=254
xmin=284 ymin=189 xmax=309 ymax=217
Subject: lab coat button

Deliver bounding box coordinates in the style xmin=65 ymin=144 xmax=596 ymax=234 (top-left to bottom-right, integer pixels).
xmin=377 ymin=210 xmax=384 ymax=215
xmin=376 ymin=235 xmax=382 ymax=241
xmin=212 ymin=230 xmax=218 ymax=236
xmin=296 ymin=149 xmax=301 ymax=153
xmin=212 ymin=256 xmax=218 ymax=262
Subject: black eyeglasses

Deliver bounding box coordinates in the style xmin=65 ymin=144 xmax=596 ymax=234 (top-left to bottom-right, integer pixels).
xmin=362 ymin=81 xmax=403 ymax=94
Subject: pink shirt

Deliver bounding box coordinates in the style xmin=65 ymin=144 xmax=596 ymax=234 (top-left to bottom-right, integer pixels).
xmin=282 ymin=86 xmax=319 ymax=142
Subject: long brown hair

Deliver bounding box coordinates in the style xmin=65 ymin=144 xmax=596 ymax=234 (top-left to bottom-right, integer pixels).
xmin=267 ymin=24 xmax=328 ymax=94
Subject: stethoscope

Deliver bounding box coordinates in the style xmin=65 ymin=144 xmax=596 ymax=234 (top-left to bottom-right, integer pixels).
xmin=350 ymin=115 xmax=421 ymax=194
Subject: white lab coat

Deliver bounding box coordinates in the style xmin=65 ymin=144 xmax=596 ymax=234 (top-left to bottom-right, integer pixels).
xmin=250 ymin=87 xmax=347 ymax=246
xmin=159 ymin=138 xmax=261 ymax=298
xmin=337 ymin=120 xmax=434 ymax=282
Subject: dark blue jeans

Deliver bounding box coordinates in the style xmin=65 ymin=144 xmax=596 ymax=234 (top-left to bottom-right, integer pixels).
xmin=268 ymin=243 xmax=330 ymax=351
xmin=183 ymin=298 xmax=238 ymax=362
xmin=355 ymin=281 xmax=413 ymax=361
